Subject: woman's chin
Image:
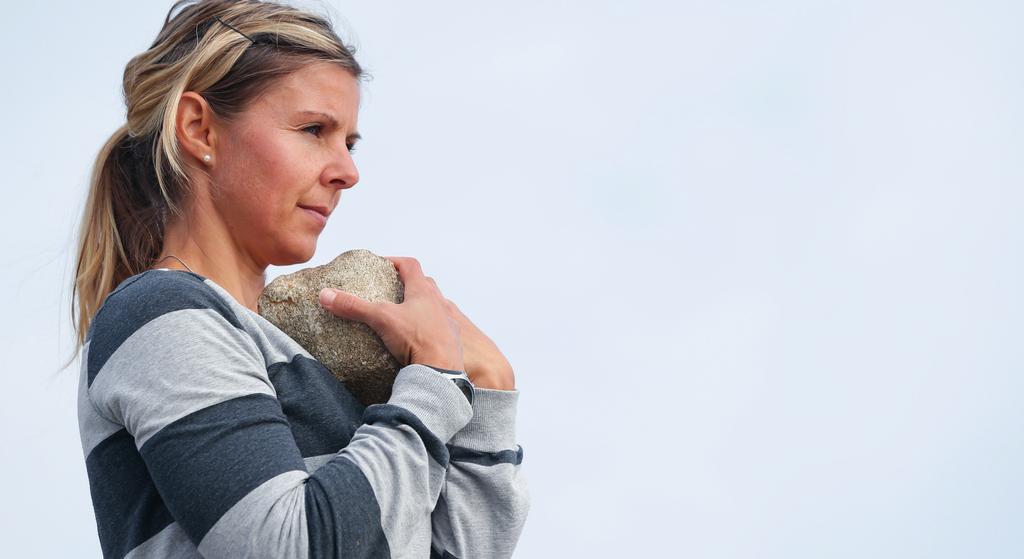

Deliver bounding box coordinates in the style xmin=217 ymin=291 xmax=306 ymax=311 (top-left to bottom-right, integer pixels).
xmin=270 ymin=239 xmax=318 ymax=266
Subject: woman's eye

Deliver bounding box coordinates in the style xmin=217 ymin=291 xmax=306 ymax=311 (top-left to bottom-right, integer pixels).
xmin=303 ymin=123 xmax=356 ymax=153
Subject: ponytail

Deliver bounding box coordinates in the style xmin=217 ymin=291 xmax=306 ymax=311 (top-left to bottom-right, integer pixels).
xmin=69 ymin=124 xmax=170 ymax=351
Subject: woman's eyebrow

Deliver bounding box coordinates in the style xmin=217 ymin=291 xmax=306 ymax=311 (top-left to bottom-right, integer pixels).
xmin=296 ymin=109 xmax=340 ymax=127
xmin=295 ymin=109 xmax=360 ymax=141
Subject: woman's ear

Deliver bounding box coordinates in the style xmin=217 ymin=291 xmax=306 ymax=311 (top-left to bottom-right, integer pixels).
xmin=175 ymin=91 xmax=218 ymax=165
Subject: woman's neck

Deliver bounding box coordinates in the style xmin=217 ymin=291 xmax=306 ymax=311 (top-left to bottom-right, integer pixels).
xmin=154 ymin=216 xmax=267 ymax=314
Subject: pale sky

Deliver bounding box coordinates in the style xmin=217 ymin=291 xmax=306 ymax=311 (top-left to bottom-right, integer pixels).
xmin=1 ymin=1 xmax=1022 ymax=557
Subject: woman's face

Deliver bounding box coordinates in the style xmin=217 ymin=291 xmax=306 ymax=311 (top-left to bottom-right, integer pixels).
xmin=210 ymin=61 xmax=361 ymax=268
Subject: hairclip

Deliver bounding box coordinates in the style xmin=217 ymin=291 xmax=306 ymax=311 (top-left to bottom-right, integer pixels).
xmin=213 ymin=15 xmax=265 ymax=45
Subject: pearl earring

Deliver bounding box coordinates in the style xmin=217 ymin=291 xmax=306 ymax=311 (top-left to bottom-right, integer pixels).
xmin=203 ymin=154 xmax=211 ymax=162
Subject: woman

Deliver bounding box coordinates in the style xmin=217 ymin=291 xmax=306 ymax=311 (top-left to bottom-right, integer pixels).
xmin=70 ymin=1 xmax=529 ymax=557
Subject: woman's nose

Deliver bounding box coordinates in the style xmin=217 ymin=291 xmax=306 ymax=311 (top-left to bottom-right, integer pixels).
xmin=327 ymin=150 xmax=359 ymax=190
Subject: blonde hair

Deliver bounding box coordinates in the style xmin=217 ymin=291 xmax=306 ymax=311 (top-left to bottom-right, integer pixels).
xmin=65 ymin=0 xmax=363 ymax=366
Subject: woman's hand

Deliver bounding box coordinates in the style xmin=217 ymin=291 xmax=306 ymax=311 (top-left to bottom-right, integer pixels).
xmin=393 ymin=260 xmax=515 ymax=391
xmin=319 ymin=256 xmax=465 ymax=373
xmin=444 ymin=298 xmax=515 ymax=391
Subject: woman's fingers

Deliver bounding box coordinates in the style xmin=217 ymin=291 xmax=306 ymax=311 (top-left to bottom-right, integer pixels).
xmin=317 ymin=255 xmax=465 ymax=371
xmin=318 ymin=288 xmax=385 ymax=329
xmin=384 ymin=255 xmax=432 ymax=296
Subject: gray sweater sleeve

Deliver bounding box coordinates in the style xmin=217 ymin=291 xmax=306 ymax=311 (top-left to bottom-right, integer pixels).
xmin=85 ymin=284 xmax=473 ymax=558
xmin=430 ymin=387 xmax=530 ymax=558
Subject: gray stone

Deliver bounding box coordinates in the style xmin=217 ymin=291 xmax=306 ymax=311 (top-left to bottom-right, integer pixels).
xmin=257 ymin=249 xmax=404 ymax=406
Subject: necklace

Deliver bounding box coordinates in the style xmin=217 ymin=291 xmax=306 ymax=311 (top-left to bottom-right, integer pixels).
xmin=153 ymin=254 xmax=196 ymax=274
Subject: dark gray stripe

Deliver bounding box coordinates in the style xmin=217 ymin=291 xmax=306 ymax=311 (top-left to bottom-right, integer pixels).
xmin=431 ymin=548 xmax=460 ymax=559
xmin=85 ymin=428 xmax=174 ymax=559
xmin=86 ymin=270 xmax=242 ymax=387
xmin=138 ymin=393 xmax=306 ymax=542
xmin=267 ymin=355 xmax=364 ymax=457
xmin=363 ymin=403 xmax=449 ymax=466
xmin=125 ymin=522 xmax=199 ymax=559
xmin=305 ymin=455 xmax=390 ymax=558
xmin=447 ymin=444 xmax=524 ymax=466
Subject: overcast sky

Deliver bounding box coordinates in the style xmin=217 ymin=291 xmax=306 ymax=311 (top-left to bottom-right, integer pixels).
xmin=2 ymin=0 xmax=1022 ymax=557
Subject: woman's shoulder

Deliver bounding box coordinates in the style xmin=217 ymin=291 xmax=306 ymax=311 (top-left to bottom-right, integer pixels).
xmin=84 ymin=270 xmax=255 ymax=388
xmin=86 ymin=270 xmax=243 ymax=345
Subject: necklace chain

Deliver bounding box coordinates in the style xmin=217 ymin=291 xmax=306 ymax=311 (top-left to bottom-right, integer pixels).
xmin=153 ymin=255 xmax=196 ymax=274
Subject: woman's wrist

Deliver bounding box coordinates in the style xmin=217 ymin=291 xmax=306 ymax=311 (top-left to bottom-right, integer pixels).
xmin=469 ymin=366 xmax=516 ymax=391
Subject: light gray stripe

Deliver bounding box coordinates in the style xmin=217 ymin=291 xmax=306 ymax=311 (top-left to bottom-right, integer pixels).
xmin=385 ymin=364 xmax=474 ymax=444
xmin=88 ymin=308 xmax=275 ymax=447
xmin=331 ymin=364 xmax=471 ymax=555
xmin=342 ymin=423 xmax=446 ymax=557
xmin=303 ymin=452 xmax=336 ymax=473
xmin=431 ymin=492 xmax=457 ymax=555
xmin=448 ymin=386 xmax=520 ymax=451
xmin=124 ymin=521 xmax=201 ymax=559
xmin=77 ymin=341 xmax=122 ymax=457
xmin=198 ymin=469 xmax=309 ymax=559
xmin=433 ymin=460 xmax=531 ymax=559
xmin=201 ymin=278 xmax=314 ymax=367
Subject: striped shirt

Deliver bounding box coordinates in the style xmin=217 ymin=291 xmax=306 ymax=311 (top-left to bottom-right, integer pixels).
xmin=77 ymin=269 xmax=529 ymax=558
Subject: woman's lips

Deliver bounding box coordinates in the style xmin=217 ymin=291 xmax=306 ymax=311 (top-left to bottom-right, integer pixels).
xmin=300 ymin=206 xmax=327 ymax=226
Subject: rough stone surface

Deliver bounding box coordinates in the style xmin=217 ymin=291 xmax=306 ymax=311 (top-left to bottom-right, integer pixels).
xmin=257 ymin=249 xmax=404 ymax=406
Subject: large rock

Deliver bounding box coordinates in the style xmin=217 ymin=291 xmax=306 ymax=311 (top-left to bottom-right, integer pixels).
xmin=257 ymin=249 xmax=404 ymax=406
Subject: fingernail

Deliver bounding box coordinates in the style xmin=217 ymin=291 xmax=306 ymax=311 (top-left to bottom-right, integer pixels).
xmin=319 ymin=288 xmax=337 ymax=306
